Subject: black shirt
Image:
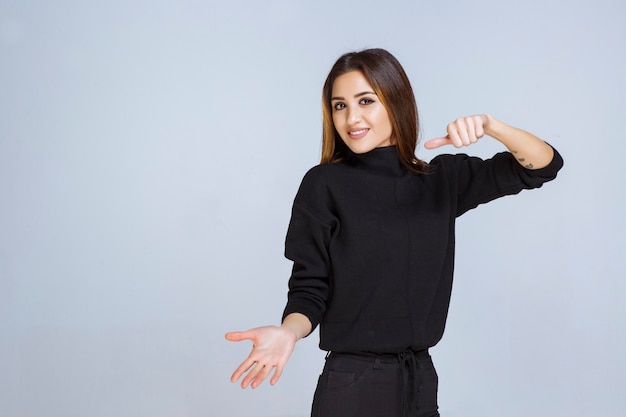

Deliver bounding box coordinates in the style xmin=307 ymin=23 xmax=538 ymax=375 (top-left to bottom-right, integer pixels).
xmin=282 ymin=146 xmax=563 ymax=353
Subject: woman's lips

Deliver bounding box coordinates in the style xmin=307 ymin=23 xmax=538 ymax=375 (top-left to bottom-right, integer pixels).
xmin=348 ymin=128 xmax=369 ymax=139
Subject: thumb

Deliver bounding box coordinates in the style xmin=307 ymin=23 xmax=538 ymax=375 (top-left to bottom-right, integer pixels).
xmin=424 ymin=136 xmax=452 ymax=150
xmin=225 ymin=331 xmax=253 ymax=342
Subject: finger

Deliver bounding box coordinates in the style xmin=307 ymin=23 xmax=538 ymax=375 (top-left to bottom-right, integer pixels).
xmin=423 ymin=137 xmax=452 ymax=149
xmin=446 ymin=124 xmax=462 ymax=148
xmin=231 ymin=357 xmax=257 ymax=383
xmin=474 ymin=116 xmax=485 ymax=138
xmin=454 ymin=118 xmax=470 ymax=146
xmin=241 ymin=362 xmax=265 ymax=389
xmin=251 ymin=363 xmax=275 ymax=389
xmin=225 ymin=332 xmax=242 ymax=341
xmin=270 ymin=363 xmax=285 ymax=386
xmin=225 ymin=330 xmax=254 ymax=342
xmin=466 ymin=117 xmax=478 ymax=143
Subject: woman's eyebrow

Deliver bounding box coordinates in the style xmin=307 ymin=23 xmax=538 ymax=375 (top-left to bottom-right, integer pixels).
xmin=331 ymin=91 xmax=376 ymax=101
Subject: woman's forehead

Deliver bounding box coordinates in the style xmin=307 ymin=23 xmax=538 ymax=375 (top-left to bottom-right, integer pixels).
xmin=331 ymin=71 xmax=375 ymax=97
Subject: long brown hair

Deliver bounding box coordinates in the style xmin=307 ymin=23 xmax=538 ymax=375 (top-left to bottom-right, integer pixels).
xmin=321 ymin=48 xmax=427 ymax=173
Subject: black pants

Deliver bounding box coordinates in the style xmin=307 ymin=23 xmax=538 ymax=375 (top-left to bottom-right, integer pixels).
xmin=311 ymin=350 xmax=440 ymax=417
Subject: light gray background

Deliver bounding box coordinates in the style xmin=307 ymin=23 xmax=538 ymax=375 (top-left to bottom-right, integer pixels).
xmin=1 ymin=0 xmax=624 ymax=416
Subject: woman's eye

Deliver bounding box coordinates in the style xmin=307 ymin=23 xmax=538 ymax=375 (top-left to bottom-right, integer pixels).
xmin=333 ymin=103 xmax=346 ymax=110
xmin=360 ymin=98 xmax=374 ymax=105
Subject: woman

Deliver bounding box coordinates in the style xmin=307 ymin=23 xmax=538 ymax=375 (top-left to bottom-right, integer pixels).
xmin=226 ymin=48 xmax=563 ymax=417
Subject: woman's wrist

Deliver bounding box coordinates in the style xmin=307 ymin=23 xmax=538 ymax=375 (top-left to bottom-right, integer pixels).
xmin=281 ymin=313 xmax=312 ymax=340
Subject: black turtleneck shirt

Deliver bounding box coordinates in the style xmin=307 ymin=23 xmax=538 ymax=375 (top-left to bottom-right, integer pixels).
xmin=282 ymin=146 xmax=563 ymax=353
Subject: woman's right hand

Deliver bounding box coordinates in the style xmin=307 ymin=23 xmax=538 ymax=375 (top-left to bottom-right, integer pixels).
xmin=225 ymin=325 xmax=299 ymax=388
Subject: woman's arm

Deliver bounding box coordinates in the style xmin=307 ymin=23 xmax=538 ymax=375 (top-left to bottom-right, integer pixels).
xmin=424 ymin=114 xmax=555 ymax=169
xmin=227 ymin=168 xmax=331 ymax=389
xmin=225 ymin=312 xmax=312 ymax=389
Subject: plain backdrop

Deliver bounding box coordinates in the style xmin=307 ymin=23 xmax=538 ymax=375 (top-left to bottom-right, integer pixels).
xmin=1 ymin=0 xmax=624 ymax=416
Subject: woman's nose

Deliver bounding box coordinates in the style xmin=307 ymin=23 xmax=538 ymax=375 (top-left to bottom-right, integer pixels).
xmin=347 ymin=107 xmax=361 ymax=124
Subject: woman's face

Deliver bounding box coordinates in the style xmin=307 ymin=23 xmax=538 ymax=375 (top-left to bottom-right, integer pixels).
xmin=331 ymin=70 xmax=393 ymax=154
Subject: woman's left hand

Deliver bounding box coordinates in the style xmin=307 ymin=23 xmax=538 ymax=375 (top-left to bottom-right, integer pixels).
xmin=424 ymin=114 xmax=491 ymax=149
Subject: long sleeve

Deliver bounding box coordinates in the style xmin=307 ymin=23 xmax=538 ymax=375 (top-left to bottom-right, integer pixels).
xmin=431 ymin=146 xmax=564 ymax=217
xmin=282 ymin=167 xmax=338 ymax=334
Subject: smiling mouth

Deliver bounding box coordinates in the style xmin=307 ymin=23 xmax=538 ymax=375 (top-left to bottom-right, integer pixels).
xmin=348 ymin=128 xmax=369 ymax=138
